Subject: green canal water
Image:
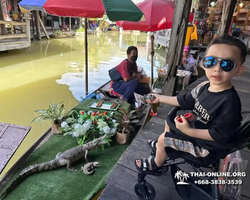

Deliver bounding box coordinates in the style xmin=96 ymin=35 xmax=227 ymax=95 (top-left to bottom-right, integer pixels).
xmin=0 ymin=31 xmax=166 ymax=178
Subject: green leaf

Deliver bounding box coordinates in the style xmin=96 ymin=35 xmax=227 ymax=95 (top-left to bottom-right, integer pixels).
xmin=129 ymin=110 xmax=136 ymax=114
xmin=131 ymin=119 xmax=140 ymax=123
xmin=34 ymin=109 xmax=47 ymax=114
xmin=31 ymin=116 xmax=43 ymax=123
xmin=130 ymin=115 xmax=138 ymax=119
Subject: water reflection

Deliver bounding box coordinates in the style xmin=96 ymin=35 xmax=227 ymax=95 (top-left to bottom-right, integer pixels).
xmin=0 ymin=31 xmax=166 ymax=177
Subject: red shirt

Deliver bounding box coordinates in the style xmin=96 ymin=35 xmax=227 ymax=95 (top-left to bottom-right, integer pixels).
xmin=116 ymin=59 xmax=138 ymax=79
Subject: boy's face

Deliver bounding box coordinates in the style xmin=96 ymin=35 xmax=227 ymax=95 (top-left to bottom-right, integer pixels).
xmin=203 ymin=44 xmax=245 ymax=87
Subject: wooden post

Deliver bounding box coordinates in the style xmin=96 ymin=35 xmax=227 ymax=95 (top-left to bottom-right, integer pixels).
xmin=69 ymin=17 xmax=71 ymax=32
xmin=51 ymin=15 xmax=54 ymax=33
xmin=0 ymin=1 xmax=6 ymax=35
xmin=23 ymin=13 xmax=31 ymax=44
xmin=35 ymin=11 xmax=41 ymax=40
xmin=220 ymin=0 xmax=237 ymax=35
xmin=32 ymin=11 xmax=35 ymax=36
xmin=224 ymin=0 xmax=237 ymax=35
xmin=39 ymin=16 xmax=50 ymax=39
xmin=84 ymin=18 xmax=88 ymax=96
xmin=150 ymin=34 xmax=154 ymax=86
xmin=161 ymin=0 xmax=192 ymax=96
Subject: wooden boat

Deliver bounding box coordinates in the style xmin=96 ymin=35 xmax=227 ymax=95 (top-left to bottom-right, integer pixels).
xmin=50 ymin=31 xmax=75 ymax=39
xmin=0 ymin=80 xmax=152 ymax=193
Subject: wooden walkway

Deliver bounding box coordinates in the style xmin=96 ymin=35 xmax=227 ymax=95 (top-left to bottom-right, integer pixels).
xmin=98 ymin=55 xmax=250 ymax=200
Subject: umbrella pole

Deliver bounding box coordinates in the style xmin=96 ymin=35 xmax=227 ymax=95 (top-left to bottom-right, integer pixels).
xmin=85 ymin=18 xmax=88 ymax=97
xmin=150 ymin=34 xmax=154 ymax=86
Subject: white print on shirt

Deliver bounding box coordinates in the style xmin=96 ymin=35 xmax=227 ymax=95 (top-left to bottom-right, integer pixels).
xmin=193 ymin=99 xmax=211 ymax=124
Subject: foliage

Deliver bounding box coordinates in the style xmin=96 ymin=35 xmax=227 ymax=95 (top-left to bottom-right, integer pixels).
xmin=76 ymin=28 xmax=85 ymax=32
xmin=60 ymin=110 xmax=119 ymax=145
xmin=98 ymin=16 xmax=109 ymax=32
xmin=31 ymin=102 xmax=65 ymax=125
xmin=55 ymin=30 xmax=63 ymax=35
xmin=116 ymin=108 xmax=139 ymax=134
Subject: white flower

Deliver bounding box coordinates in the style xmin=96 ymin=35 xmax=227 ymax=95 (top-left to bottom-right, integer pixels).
xmin=61 ymin=121 xmax=68 ymax=128
xmin=110 ymin=128 xmax=116 ymax=134
xmin=112 ymin=119 xmax=116 ymax=123
xmin=97 ymin=120 xmax=108 ymax=129
xmin=82 ymin=121 xmax=91 ymax=130
xmin=74 ymin=123 xmax=81 ymax=129
xmin=103 ymin=126 xmax=111 ymax=134
xmin=72 ymin=131 xmax=79 ymax=137
xmin=88 ymin=111 xmax=93 ymax=115
xmin=85 ymin=120 xmax=92 ymax=126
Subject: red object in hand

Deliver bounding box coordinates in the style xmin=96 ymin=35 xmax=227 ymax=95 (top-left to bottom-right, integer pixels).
xmin=177 ymin=113 xmax=194 ymax=123
xmin=150 ymin=110 xmax=158 ymax=117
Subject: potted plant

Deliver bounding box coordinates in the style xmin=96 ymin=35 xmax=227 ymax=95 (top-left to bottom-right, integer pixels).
xmin=31 ymin=102 xmax=65 ymax=134
xmin=116 ymin=108 xmax=139 ymax=144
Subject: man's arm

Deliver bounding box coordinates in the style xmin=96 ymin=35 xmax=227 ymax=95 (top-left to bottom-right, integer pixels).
xmin=123 ymin=74 xmax=141 ymax=82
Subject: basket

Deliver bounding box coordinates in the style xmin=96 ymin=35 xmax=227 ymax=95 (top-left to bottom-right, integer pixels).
xmin=157 ymin=69 xmax=167 ymax=78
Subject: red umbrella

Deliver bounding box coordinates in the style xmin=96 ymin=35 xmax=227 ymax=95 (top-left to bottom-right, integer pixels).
xmin=117 ymin=0 xmax=193 ymax=31
xmin=117 ymin=0 xmax=193 ymax=85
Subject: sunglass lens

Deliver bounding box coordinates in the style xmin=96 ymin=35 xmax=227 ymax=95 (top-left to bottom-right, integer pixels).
xmin=219 ymin=59 xmax=235 ymax=72
xmin=203 ymin=56 xmax=217 ymax=68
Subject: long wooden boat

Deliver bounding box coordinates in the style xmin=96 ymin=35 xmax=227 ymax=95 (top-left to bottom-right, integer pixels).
xmin=0 ymin=80 xmax=152 ymax=193
xmin=50 ymin=31 xmax=75 ymax=39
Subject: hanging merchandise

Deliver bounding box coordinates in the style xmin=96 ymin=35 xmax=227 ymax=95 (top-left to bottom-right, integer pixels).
xmin=1 ymin=0 xmax=12 ymax=21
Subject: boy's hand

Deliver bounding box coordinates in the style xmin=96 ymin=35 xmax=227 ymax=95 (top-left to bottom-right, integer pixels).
xmin=145 ymin=93 xmax=160 ymax=104
xmin=174 ymin=115 xmax=190 ymax=132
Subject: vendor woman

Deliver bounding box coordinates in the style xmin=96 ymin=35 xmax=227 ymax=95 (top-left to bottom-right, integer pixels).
xmin=111 ymin=46 xmax=148 ymax=104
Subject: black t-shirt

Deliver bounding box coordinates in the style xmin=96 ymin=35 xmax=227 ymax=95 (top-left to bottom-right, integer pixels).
xmin=177 ymin=81 xmax=242 ymax=150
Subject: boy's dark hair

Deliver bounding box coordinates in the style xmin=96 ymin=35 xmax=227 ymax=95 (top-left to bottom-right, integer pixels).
xmin=207 ymin=35 xmax=247 ymax=64
xmin=127 ymin=46 xmax=138 ymax=55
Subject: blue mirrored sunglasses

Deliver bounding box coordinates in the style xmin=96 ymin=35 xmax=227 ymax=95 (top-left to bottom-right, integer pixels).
xmin=201 ymin=56 xmax=236 ymax=72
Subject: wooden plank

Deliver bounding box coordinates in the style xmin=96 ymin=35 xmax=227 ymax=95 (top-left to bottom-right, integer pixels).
xmin=0 ymin=128 xmax=51 ymax=191
xmin=0 ymin=20 xmax=26 ymax=26
xmin=0 ymin=123 xmax=31 ymax=174
xmin=39 ymin=16 xmax=50 ymax=40
xmin=142 ymin=121 xmax=165 ymax=136
xmin=0 ymin=34 xmax=27 ymax=39
xmin=150 ymin=116 xmax=166 ymax=126
xmin=98 ymin=183 xmax=139 ymax=200
xmin=0 ymin=41 xmax=30 ymax=51
xmin=105 ymin=164 xmax=182 ymax=200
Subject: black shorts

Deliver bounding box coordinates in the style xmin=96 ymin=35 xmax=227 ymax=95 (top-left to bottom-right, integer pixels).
xmin=164 ymin=131 xmax=222 ymax=166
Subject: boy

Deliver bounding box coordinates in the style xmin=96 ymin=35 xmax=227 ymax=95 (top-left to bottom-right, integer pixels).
xmin=135 ymin=35 xmax=246 ymax=173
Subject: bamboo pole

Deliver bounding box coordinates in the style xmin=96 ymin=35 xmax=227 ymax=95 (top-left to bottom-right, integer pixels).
xmin=84 ymin=18 xmax=88 ymax=96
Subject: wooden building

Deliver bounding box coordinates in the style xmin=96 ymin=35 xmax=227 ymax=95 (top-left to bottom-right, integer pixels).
xmin=0 ymin=0 xmax=31 ymax=51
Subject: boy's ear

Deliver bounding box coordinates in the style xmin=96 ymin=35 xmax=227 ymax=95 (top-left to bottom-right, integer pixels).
xmin=236 ymin=65 xmax=245 ymax=76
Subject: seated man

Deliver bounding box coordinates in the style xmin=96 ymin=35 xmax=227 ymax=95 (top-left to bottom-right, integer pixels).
xmin=110 ymin=46 xmax=149 ymax=104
